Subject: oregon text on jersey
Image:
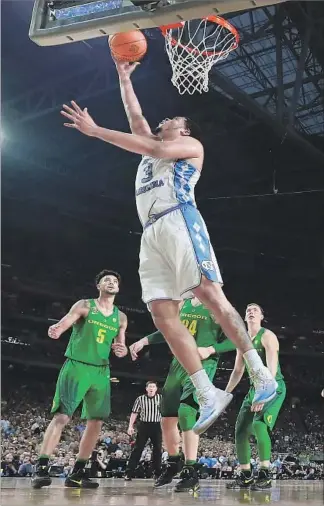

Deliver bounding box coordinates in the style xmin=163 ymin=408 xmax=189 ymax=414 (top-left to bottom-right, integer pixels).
xmin=181 ymin=313 xmax=208 ymax=320
xmin=88 ymin=319 xmax=118 ymax=333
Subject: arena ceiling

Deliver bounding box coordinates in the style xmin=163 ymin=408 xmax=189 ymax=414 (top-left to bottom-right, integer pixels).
xmin=2 ymin=1 xmax=324 ymax=325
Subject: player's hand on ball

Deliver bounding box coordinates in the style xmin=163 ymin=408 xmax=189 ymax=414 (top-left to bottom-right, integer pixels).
xmin=48 ymin=325 xmax=61 ymax=340
xmin=127 ymin=426 xmax=135 ymax=436
xmin=251 ymin=402 xmax=264 ymax=412
xmin=114 ymin=60 xmax=140 ymax=79
xmin=112 ymin=343 xmax=128 ymax=358
xmin=129 ymin=339 xmax=146 ymax=361
xmin=61 ymin=101 xmax=98 ymax=136
xmin=197 ymin=347 xmax=212 ymax=360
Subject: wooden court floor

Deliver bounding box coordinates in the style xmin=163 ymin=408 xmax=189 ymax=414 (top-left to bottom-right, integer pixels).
xmin=1 ymin=478 xmax=323 ymax=506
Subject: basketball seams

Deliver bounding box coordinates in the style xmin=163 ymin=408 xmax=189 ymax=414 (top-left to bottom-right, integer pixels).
xmin=109 ymin=31 xmax=147 ymax=62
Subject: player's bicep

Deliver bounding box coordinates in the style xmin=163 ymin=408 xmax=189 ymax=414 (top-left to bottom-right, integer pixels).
xmin=262 ymin=330 xmax=279 ymax=352
xmin=153 ymin=137 xmax=203 ymax=160
xmin=57 ymin=300 xmax=88 ymax=332
xmin=69 ymin=300 xmax=89 ymax=318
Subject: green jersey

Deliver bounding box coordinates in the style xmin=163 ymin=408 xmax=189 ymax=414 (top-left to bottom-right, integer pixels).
xmin=248 ymin=327 xmax=284 ymax=383
xmin=65 ymin=299 xmax=120 ymax=366
xmin=180 ymin=299 xmax=222 ymax=350
xmin=147 ymin=299 xmax=236 ymax=358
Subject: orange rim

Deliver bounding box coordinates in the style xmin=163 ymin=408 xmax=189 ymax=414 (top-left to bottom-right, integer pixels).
xmin=160 ymin=15 xmax=239 ymax=57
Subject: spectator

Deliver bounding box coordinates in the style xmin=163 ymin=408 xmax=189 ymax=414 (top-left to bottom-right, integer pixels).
xmin=1 ymin=419 xmax=10 ymax=435
xmin=64 ymin=458 xmax=76 ymax=477
xmin=162 ymin=450 xmax=168 ymax=464
xmin=89 ymin=449 xmax=108 ymax=478
xmin=106 ymin=437 xmax=121 ymax=455
xmin=199 ymin=451 xmax=214 ymax=468
xmin=1 ymin=453 xmax=19 ymax=477
xmin=304 ymin=468 xmax=315 ymax=480
xmin=18 ymin=456 xmax=34 ymax=477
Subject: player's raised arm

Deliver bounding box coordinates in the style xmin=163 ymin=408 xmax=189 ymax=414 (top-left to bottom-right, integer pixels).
xmin=225 ymin=350 xmax=246 ymax=393
xmin=61 ymin=103 xmax=202 ymax=160
xmin=261 ymin=330 xmax=279 ymax=379
xmin=48 ymin=300 xmax=89 ymax=340
xmin=115 ymin=61 xmax=153 ymax=137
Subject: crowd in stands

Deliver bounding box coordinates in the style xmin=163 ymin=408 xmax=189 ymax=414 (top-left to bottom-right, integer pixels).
xmin=2 ymin=376 xmax=323 ymax=481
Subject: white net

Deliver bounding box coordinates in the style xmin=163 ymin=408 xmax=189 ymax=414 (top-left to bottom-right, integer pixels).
xmin=163 ymin=17 xmax=238 ymax=95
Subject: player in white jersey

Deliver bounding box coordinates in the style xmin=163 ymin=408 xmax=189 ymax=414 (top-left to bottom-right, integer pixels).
xmin=61 ymin=61 xmax=277 ymax=435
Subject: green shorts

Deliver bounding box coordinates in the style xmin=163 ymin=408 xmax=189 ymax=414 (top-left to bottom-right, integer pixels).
xmin=161 ymin=358 xmax=217 ymax=417
xmin=237 ymin=379 xmax=286 ymax=431
xmin=51 ymin=359 xmax=111 ymax=420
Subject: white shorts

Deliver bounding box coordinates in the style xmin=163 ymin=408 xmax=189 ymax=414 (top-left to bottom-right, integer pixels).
xmin=139 ymin=204 xmax=223 ymax=304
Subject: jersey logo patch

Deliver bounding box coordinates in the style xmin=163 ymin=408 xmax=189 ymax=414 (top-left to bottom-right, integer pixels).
xmin=112 ymin=318 xmax=116 ymax=323
xmin=201 ymin=260 xmax=214 ymax=271
xmin=92 ymin=308 xmax=99 ymax=314
xmin=266 ymin=415 xmax=273 ymax=424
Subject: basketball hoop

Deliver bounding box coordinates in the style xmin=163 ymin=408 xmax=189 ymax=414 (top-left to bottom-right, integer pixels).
xmin=160 ymin=15 xmax=239 ymax=95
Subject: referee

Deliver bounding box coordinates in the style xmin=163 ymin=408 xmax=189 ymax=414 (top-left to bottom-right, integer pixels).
xmin=125 ymin=381 xmax=162 ymax=480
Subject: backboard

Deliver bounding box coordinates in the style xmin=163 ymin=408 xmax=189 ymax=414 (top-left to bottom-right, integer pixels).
xmin=29 ymin=0 xmax=286 ymax=46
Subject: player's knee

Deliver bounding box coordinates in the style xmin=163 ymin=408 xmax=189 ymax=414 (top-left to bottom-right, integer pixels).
xmin=152 ymin=315 xmax=177 ymax=334
xmin=235 ymin=420 xmax=248 ymax=439
xmin=194 ymin=278 xmax=231 ymax=315
xmin=53 ymin=413 xmax=70 ymax=426
xmin=161 ymin=417 xmax=180 ymax=444
xmin=161 ymin=417 xmax=178 ymax=437
xmin=150 ymin=301 xmax=182 ymax=332
xmin=252 ymin=420 xmax=267 ymax=437
xmin=86 ymin=419 xmax=103 ymax=429
xmin=161 ymin=417 xmax=177 ymax=429
xmin=178 ymin=403 xmax=197 ymax=432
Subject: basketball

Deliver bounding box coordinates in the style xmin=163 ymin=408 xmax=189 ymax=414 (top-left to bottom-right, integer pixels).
xmin=109 ymin=30 xmax=147 ymax=63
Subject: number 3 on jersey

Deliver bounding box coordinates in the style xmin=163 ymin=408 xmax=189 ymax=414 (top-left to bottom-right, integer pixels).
xmin=183 ymin=319 xmax=197 ymax=336
xmin=141 ymin=161 xmax=153 ymax=183
xmin=96 ymin=328 xmax=106 ymax=344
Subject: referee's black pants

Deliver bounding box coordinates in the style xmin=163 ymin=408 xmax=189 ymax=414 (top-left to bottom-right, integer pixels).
xmin=126 ymin=422 xmax=162 ymax=476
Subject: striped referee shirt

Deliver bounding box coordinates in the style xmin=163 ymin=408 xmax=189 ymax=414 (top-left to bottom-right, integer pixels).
xmin=132 ymin=394 xmax=162 ymax=423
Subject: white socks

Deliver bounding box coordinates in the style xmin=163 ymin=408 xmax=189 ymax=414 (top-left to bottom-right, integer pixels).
xmin=243 ymin=349 xmax=264 ymax=371
xmin=190 ymin=369 xmax=213 ymax=391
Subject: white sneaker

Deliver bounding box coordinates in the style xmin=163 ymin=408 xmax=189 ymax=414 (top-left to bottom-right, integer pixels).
xmin=251 ymin=367 xmax=278 ymax=405
xmin=193 ymin=386 xmax=233 ymax=435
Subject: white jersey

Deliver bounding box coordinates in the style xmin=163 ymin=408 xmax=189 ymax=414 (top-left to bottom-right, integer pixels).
xmin=135 ymin=156 xmax=200 ymax=226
